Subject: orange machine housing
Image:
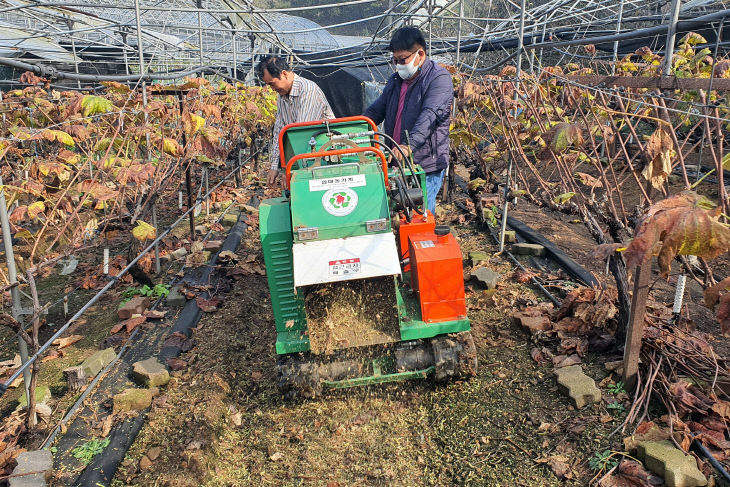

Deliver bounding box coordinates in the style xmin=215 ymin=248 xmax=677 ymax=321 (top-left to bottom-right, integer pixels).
xmin=408 ymin=230 xmax=467 ymax=323
xmin=397 ymin=211 xmax=435 ymax=272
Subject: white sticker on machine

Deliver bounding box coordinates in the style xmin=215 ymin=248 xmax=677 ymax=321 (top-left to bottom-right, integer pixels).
xmin=414 ymin=240 xmax=435 ymax=249
xmin=309 ymin=174 xmax=366 ymax=191
xmin=322 ymin=187 xmax=358 ymax=216
xmin=329 ymin=258 xmax=361 ymax=276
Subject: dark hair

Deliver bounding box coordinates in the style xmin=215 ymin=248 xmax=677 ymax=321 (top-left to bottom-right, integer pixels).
xmin=388 ymin=27 xmax=426 ymax=52
xmin=255 ymin=56 xmax=290 ymax=80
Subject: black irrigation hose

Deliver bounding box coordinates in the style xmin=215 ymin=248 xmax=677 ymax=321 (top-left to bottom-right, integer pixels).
xmin=40 ymin=326 xmax=141 ymax=449
xmin=74 ymin=404 xmax=148 ymax=486
xmin=76 ymin=215 xmax=248 ymax=487
xmin=506 ymin=216 xmax=600 ymax=288
xmin=692 ymin=436 xmax=730 ymax=482
xmin=160 ymin=216 xmax=247 ymax=363
xmin=0 ymin=57 xmax=212 ymax=82
xmin=0 ymin=151 xmax=260 ymax=397
xmin=485 ymin=223 xmax=561 ymax=306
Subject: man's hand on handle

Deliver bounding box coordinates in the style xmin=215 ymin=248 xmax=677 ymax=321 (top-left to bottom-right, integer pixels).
xmin=392 ymin=144 xmax=412 ymax=162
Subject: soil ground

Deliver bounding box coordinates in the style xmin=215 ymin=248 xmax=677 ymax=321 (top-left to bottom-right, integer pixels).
xmin=112 ymin=191 xmax=630 ymax=487
xmin=3 ymin=164 xmax=727 ymax=486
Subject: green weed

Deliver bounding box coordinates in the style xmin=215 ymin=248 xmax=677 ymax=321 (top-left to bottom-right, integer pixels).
xmin=72 ymin=437 xmax=110 ymax=465
xmin=608 ymin=381 xmax=625 ymax=395
xmin=588 ymin=450 xmax=618 ymax=472
xmin=119 ymin=284 xmax=170 ymax=306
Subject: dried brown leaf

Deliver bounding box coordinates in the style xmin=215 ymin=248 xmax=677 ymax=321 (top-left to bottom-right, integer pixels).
xmin=624 ymin=191 xmax=730 ymax=277
xmin=598 ymin=460 xmax=651 ymax=487
xmin=196 ymin=296 xmax=222 ymax=312
xmin=53 ymin=335 xmax=83 ymax=349
xmin=641 ymin=128 xmax=674 ymax=190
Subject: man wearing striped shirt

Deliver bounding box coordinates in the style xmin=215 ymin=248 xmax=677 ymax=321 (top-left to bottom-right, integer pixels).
xmin=256 ymin=56 xmax=335 ymax=186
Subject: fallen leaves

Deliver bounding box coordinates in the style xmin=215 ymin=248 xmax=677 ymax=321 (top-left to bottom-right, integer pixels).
xmin=196 ymin=296 xmax=223 ymax=313
xmin=166 ymin=358 xmax=187 ymax=371
xmin=711 ymin=400 xmax=730 ymax=419
xmin=703 ymin=276 xmax=730 ymax=336
xmin=553 ymin=286 xmax=619 ymax=331
xmin=536 ymin=454 xmax=573 ymax=479
xmin=598 ymin=460 xmax=652 ymax=487
xmin=669 ymin=380 xmax=713 ymax=415
xmin=218 ymin=250 xmax=238 ymax=263
xmin=53 ymin=335 xmax=83 ymax=349
xmin=111 ymin=316 xmax=146 ymax=334
xmin=163 ymin=331 xmax=194 ymax=352
xmin=132 ymin=220 xmax=157 ymax=241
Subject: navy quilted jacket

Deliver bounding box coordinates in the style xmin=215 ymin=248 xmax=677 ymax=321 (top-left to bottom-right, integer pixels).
xmin=364 ymin=58 xmax=453 ymax=174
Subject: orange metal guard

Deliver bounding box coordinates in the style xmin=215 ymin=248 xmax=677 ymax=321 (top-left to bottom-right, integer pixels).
xmin=277 ymin=116 xmax=380 ymax=170
xmin=285 ymin=147 xmax=388 ymax=189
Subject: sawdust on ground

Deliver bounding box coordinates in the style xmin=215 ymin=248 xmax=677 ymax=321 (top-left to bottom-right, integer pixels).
xmin=305 ymin=276 xmax=400 ymax=355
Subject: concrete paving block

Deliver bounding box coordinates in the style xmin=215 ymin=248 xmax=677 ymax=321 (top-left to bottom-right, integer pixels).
xmin=166 ymin=285 xmax=186 ymax=307
xmin=637 ymin=441 xmax=707 ymax=487
xmin=554 ymin=365 xmax=601 ymax=409
xmin=469 ymin=251 xmax=489 ymax=267
xmin=113 ymin=388 xmax=153 ymax=413
xmin=502 ymin=230 xmax=517 ymax=243
xmin=80 ymin=347 xmax=116 ymax=378
xmin=512 ymin=243 xmax=546 ymax=257
xmin=221 ymin=213 xmax=239 ymax=227
xmin=170 ymin=247 xmax=188 ymax=260
xmin=17 ymin=385 xmax=50 ymax=408
xmin=472 ymin=267 xmax=501 ymax=290
xmin=9 ymin=450 xmax=52 ymax=487
xmin=132 ymin=357 xmax=170 ymax=388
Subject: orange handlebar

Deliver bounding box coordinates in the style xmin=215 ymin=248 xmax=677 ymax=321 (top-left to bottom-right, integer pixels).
xmin=285 ymin=147 xmax=388 ymax=190
xmin=278 ymin=116 xmax=380 ymax=169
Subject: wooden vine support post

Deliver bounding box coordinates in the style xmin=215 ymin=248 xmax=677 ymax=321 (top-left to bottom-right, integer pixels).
xmin=623 ymin=258 xmax=652 ymax=391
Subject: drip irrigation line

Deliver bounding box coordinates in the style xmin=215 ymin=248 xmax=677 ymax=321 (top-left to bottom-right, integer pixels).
xmin=489 ymin=225 xmax=561 ymax=306
xmin=0 ymin=149 xmax=261 ymax=397
xmin=40 ymin=325 xmax=141 ymax=449
xmin=41 ymin=172 xmax=250 ymax=448
xmin=692 ymin=436 xmax=730 ymax=481
xmin=536 ymin=7 xmax=730 ymax=50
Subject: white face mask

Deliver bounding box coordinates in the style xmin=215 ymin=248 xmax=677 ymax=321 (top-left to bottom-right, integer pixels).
xmin=395 ymin=51 xmax=421 ymax=80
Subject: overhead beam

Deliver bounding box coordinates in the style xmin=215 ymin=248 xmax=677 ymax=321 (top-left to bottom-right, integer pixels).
xmin=561 ymin=75 xmax=730 ymax=91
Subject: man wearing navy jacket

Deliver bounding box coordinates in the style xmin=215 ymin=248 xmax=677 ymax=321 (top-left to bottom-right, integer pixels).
xmin=364 ymin=27 xmax=454 ymax=216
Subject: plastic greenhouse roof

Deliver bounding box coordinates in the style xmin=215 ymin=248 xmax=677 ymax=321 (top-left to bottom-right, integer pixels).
xmin=0 ymin=0 xmax=342 ymax=66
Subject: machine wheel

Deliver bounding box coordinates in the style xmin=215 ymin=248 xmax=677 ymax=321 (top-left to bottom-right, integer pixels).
xmin=432 ymin=332 xmax=478 ymax=381
xmin=277 ymin=355 xmax=321 ymax=399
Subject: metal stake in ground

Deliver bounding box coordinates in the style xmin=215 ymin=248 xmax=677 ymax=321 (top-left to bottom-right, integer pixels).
xmin=152 ymin=203 xmax=160 ymax=274
xmin=0 ymin=176 xmax=32 ymax=409
xmin=498 ymin=159 xmax=512 ymax=253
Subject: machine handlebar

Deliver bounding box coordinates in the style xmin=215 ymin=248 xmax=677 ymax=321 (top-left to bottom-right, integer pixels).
xmin=285 ymin=147 xmax=389 ymax=189
xmin=278 ymin=116 xmax=379 ymax=170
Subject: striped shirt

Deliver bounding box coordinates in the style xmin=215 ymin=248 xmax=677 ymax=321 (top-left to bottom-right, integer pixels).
xmin=270 ymin=75 xmax=335 ymax=170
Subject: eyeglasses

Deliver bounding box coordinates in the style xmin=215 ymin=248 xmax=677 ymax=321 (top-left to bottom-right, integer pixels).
xmin=390 ymin=50 xmax=420 ymax=65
